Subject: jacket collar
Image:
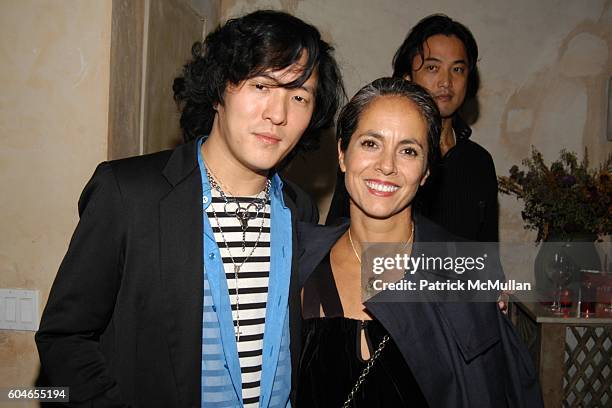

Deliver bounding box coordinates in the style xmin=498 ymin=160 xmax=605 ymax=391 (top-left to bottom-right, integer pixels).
xmin=297 ymin=218 xmax=349 ymax=287
xmin=162 ymin=139 xmax=200 ymax=187
xmin=452 ymin=114 xmax=472 ymax=142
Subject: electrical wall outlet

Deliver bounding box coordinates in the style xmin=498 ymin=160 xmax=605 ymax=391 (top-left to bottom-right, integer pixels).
xmin=0 ymin=289 xmax=39 ymax=331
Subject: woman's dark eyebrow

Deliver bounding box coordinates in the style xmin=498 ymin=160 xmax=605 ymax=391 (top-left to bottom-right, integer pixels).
xmin=358 ymin=131 xmax=425 ymax=149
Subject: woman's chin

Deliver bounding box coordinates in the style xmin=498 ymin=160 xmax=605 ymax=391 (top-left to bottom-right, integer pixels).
xmin=353 ymin=203 xmax=408 ymax=221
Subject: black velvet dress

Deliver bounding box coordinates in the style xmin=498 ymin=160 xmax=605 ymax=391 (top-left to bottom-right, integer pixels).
xmin=297 ymin=254 xmax=429 ymax=407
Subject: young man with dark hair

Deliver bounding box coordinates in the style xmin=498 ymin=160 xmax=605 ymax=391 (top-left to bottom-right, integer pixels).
xmin=393 ymin=14 xmax=498 ymax=242
xmin=327 ymin=14 xmax=498 ymax=243
xmin=36 ymin=10 xmax=343 ymax=407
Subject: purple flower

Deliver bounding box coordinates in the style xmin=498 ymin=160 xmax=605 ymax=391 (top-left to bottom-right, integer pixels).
xmin=561 ymin=175 xmax=576 ymax=187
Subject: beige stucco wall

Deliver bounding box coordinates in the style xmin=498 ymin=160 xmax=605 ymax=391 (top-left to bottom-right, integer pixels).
xmin=221 ymin=0 xmax=612 ymax=242
xmin=0 ymin=0 xmax=112 ymax=391
xmin=144 ymin=0 xmax=205 ymax=154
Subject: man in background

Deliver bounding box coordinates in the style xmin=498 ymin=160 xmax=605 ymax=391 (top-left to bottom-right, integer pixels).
xmin=394 ymin=14 xmax=498 ymax=241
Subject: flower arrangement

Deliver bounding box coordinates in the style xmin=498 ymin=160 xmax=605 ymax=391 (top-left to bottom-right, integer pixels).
xmin=498 ymin=147 xmax=612 ymax=242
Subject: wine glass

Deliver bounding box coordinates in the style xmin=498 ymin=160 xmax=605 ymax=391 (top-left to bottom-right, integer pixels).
xmin=546 ymin=251 xmax=575 ymax=314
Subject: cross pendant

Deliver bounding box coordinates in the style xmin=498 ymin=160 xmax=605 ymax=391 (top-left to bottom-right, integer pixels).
xmin=236 ymin=211 xmax=250 ymax=231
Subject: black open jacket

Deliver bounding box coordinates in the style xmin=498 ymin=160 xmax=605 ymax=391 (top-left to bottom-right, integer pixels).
xmin=296 ymin=215 xmax=542 ymax=408
xmin=36 ymin=140 xmax=317 ymax=407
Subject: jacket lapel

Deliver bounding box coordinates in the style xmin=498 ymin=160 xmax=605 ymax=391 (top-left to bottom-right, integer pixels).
xmin=159 ymin=141 xmax=203 ymax=407
xmin=296 ymin=219 xmax=350 ymax=287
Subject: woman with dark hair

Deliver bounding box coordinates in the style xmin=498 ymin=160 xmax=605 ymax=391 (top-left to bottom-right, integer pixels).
xmin=296 ymin=77 xmax=542 ymax=407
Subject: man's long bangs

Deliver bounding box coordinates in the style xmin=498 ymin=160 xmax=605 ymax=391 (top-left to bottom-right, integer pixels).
xmin=249 ymin=38 xmax=319 ymax=89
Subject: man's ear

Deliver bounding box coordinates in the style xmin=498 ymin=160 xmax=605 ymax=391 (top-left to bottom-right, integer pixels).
xmin=338 ymin=139 xmax=346 ymax=173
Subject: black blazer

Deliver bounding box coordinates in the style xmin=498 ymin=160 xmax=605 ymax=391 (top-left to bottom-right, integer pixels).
xmin=36 ymin=140 xmax=318 ymax=407
xmin=297 ymin=215 xmax=542 ymax=408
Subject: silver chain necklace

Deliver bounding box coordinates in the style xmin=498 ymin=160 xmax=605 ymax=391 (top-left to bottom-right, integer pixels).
xmin=205 ymin=167 xmax=269 ymax=341
xmin=206 ymin=167 xmax=270 ymax=250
